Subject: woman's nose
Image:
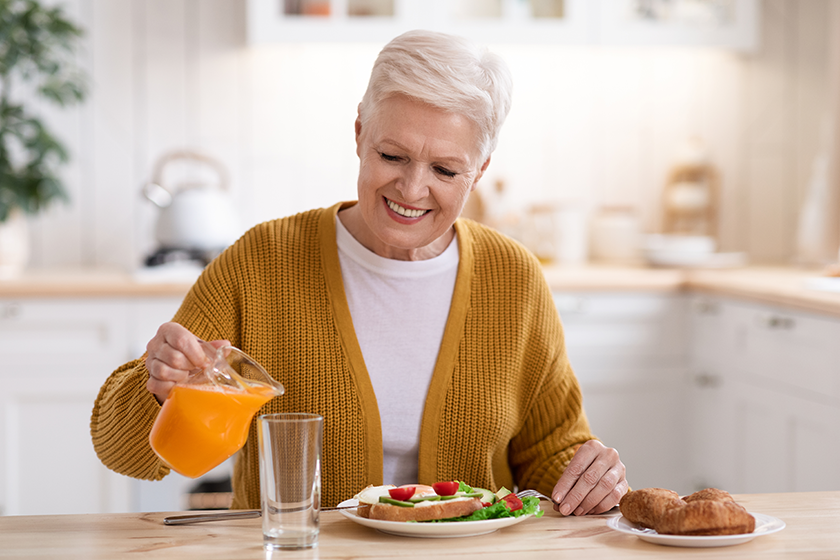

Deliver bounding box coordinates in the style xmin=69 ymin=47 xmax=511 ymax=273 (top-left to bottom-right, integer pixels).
xmin=396 ymin=164 xmax=430 ymax=202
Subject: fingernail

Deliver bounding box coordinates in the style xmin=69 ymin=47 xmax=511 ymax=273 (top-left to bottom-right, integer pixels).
xmin=560 ymin=503 xmax=572 ymax=516
xmin=574 ymin=507 xmax=584 ymax=516
xmin=552 ymin=493 xmax=563 ymax=503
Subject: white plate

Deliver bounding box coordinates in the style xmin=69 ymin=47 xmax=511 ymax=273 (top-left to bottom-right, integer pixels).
xmin=336 ymin=499 xmax=537 ymax=538
xmin=606 ymin=512 xmax=785 ymax=548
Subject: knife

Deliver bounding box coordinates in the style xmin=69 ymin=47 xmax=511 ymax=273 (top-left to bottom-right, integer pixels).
xmin=164 ymin=504 xmax=358 ymax=525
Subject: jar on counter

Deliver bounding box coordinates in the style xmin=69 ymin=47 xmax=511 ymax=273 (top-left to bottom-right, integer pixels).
xmin=589 ymin=206 xmax=642 ymax=264
xmin=521 ymin=203 xmax=589 ymax=265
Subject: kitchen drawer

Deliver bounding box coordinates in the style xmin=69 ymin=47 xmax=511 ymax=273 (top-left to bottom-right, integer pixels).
xmin=0 ymin=299 xmax=129 ymax=368
xmin=555 ymin=292 xmax=689 ymax=361
xmin=731 ymin=301 xmax=840 ymax=403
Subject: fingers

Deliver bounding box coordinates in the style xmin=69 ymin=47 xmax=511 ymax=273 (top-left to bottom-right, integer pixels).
xmin=208 ymin=339 xmax=231 ymax=350
xmin=145 ymin=322 xmax=212 ymax=402
xmin=551 ymin=440 xmax=600 ymax=507
xmin=158 ymin=323 xmax=209 ymax=369
xmin=552 ymin=440 xmax=626 ymax=516
xmin=145 ymin=361 xmax=180 ymax=404
xmin=589 ymin=476 xmax=630 ymax=514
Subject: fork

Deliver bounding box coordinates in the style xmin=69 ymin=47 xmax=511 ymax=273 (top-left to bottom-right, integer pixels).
xmin=516 ymin=489 xmax=621 ymax=515
xmin=515 ymin=489 xmax=559 ymax=505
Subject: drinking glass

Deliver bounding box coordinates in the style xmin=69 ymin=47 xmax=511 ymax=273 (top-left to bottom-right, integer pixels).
xmin=258 ymin=413 xmax=323 ymax=550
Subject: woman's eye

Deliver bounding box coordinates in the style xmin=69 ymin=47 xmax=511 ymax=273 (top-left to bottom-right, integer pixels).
xmin=379 ymin=152 xmax=401 ymax=162
xmin=434 ymin=166 xmax=457 ymax=178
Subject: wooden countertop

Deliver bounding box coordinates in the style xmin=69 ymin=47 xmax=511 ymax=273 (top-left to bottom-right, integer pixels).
xmin=543 ymin=265 xmax=840 ymax=318
xmin=0 ymin=268 xmax=194 ymax=297
xmin=1 ymin=265 xmax=839 ymax=318
xmin=0 ymin=492 xmax=834 ymax=559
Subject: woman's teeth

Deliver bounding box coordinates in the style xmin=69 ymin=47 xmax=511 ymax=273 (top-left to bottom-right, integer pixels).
xmin=387 ymin=199 xmax=428 ymax=218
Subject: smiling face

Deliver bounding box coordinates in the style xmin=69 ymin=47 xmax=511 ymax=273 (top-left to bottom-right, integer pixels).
xmin=340 ymin=95 xmax=490 ymax=261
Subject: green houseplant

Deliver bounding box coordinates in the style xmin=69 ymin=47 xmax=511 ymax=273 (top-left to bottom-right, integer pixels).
xmin=0 ymin=0 xmax=87 ymax=224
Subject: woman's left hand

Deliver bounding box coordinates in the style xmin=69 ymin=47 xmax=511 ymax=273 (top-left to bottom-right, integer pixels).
xmin=550 ymin=439 xmax=628 ymax=516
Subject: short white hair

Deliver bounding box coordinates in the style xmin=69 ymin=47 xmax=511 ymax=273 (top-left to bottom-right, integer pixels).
xmin=359 ymin=30 xmax=513 ymax=161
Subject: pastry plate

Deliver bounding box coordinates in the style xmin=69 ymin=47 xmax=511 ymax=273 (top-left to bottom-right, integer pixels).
xmin=337 ymin=499 xmax=536 ymax=538
xmin=607 ymin=512 xmax=785 ymax=548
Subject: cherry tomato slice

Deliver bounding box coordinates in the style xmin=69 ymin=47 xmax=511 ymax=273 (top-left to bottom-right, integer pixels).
xmin=500 ymin=493 xmax=523 ymax=512
xmin=388 ymin=486 xmax=416 ymax=501
xmin=432 ymin=481 xmax=459 ymax=496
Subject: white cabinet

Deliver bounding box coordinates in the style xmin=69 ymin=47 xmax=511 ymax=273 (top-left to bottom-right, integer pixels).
xmin=0 ymin=296 xmax=182 ymax=516
xmin=555 ymin=292 xmax=691 ymax=494
xmin=248 ymin=0 xmax=593 ymax=44
xmin=687 ymin=296 xmax=840 ymax=494
xmin=560 ymin=290 xmax=840 ymax=496
xmin=248 ymin=0 xmax=758 ymax=50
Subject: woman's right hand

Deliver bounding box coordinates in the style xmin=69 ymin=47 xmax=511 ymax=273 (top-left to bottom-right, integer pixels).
xmin=145 ymin=322 xmax=230 ymax=404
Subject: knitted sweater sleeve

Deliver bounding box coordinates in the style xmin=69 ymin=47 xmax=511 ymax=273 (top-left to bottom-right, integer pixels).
xmin=89 ymin=358 xmax=170 ymax=480
xmin=507 ymin=271 xmax=594 ymax=495
xmin=509 ymin=346 xmax=593 ymax=495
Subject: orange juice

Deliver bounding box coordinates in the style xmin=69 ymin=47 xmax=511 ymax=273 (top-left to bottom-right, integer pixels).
xmin=150 ymin=383 xmax=276 ymax=478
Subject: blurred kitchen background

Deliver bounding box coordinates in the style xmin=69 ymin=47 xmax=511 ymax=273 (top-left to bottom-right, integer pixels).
xmin=3 ymin=0 xmax=840 ymax=517
xmin=13 ymin=0 xmax=840 ymax=271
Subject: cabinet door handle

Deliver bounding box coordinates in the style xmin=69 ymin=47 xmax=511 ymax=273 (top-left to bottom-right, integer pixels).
xmin=757 ymin=314 xmax=795 ymax=330
xmin=694 ymin=372 xmax=721 ymax=388
xmin=693 ymin=299 xmax=720 ymax=315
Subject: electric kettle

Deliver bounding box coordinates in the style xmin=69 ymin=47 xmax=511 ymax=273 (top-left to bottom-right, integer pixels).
xmin=142 ymin=150 xmax=241 ymax=255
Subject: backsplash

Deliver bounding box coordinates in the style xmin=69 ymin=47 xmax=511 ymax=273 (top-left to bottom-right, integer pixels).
xmin=24 ymin=0 xmax=830 ymax=270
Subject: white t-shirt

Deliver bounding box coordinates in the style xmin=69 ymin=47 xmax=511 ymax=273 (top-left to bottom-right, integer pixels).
xmin=335 ymin=216 xmax=459 ymax=485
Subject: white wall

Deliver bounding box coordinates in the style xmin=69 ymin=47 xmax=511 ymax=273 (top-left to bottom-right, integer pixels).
xmin=24 ymin=0 xmax=831 ymax=270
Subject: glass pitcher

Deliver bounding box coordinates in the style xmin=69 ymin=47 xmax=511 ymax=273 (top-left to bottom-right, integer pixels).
xmin=149 ymin=341 xmax=284 ymax=479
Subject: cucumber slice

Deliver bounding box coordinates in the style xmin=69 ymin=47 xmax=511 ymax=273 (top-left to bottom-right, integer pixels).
xmin=441 ymin=492 xmax=483 ymax=500
xmin=473 ymin=487 xmax=497 ymax=504
xmin=409 ymin=495 xmax=441 ymax=503
xmin=379 ymin=497 xmax=415 ymax=507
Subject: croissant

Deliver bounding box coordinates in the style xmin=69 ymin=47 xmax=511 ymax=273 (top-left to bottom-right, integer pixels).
xmin=619 ymin=487 xmax=755 ymax=536
xmin=618 ymin=488 xmax=684 ymax=530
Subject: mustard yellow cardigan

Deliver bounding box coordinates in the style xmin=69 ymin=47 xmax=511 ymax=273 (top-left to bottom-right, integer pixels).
xmin=90 ymin=201 xmax=594 ymax=508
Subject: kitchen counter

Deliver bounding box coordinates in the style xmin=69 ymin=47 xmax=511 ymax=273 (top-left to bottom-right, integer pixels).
xmin=0 ymin=267 xmax=194 ymax=297
xmin=0 ymin=491 xmax=834 ymax=559
xmin=1 ymin=265 xmax=839 ymax=317
xmin=544 ymin=265 xmax=840 ymax=317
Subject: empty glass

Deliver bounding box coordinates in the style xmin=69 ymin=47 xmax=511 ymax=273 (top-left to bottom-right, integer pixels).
xmin=258 ymin=413 xmax=323 ymax=550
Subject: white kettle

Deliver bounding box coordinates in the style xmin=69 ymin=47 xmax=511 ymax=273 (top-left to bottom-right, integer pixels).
xmin=142 ymin=150 xmax=241 ymax=254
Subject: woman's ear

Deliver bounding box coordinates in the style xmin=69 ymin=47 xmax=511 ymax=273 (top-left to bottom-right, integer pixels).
xmin=355 ymin=104 xmax=363 ymax=144
xmin=471 ymin=157 xmax=492 ymax=191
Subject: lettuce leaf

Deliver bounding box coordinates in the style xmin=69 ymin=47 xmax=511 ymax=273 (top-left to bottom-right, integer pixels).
xmin=425 ymin=496 xmax=544 ymax=523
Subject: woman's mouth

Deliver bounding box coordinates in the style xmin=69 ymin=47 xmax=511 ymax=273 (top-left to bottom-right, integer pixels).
xmin=385 ymin=197 xmax=430 ymax=218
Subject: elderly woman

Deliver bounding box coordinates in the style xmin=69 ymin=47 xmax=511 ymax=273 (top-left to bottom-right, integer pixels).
xmin=91 ymin=30 xmax=628 ymax=516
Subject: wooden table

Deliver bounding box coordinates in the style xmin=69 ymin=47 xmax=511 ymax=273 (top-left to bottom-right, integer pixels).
xmin=0 ymin=492 xmax=836 ymax=559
